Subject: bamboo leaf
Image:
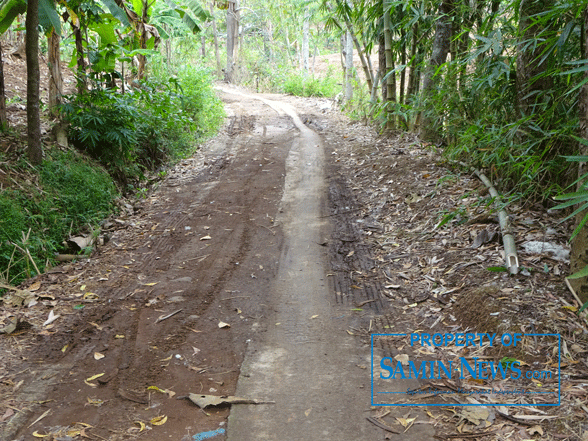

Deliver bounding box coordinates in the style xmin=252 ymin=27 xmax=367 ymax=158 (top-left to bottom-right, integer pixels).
xmin=567 ymin=265 xmax=588 ymax=280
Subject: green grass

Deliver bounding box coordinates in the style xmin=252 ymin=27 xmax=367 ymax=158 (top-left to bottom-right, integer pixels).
xmin=0 ymin=150 xmax=118 ymax=286
xmin=283 ymin=72 xmax=340 ymax=98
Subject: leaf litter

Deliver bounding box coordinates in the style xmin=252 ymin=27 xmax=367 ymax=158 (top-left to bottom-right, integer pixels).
xmin=325 ymin=126 xmax=588 ymax=438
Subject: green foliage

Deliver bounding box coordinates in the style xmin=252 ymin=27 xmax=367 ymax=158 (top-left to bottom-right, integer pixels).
xmin=282 ymin=70 xmax=340 ymax=98
xmin=0 ymin=151 xmax=117 ymax=286
xmin=0 ymin=0 xmax=26 ymax=34
xmin=61 ymin=90 xmax=139 ymax=169
xmin=60 ymin=66 xmax=223 ymax=185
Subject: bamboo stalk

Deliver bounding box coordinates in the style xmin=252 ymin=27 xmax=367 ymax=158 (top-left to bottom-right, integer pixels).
xmin=469 ymin=167 xmax=519 ymax=275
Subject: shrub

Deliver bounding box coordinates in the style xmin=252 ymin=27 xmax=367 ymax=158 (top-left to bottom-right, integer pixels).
xmin=61 ymin=68 xmax=224 ymax=184
xmin=283 ymin=70 xmax=340 ymax=98
xmin=0 ymin=150 xmax=117 ymax=286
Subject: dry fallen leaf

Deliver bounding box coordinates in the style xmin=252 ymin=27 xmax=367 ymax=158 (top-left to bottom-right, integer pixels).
xmin=200 ymin=235 xmax=212 ymax=241
xmin=394 ymin=354 xmax=410 ymax=366
xmin=527 ymin=425 xmax=544 ymax=436
xmin=86 ymin=373 xmax=105 ymax=382
xmin=150 ymin=415 xmax=167 ymax=426
xmin=94 ymin=352 xmax=105 ymax=360
xmin=218 ymin=321 xmax=231 ymax=328
xmin=43 ymin=310 xmax=59 ymax=327
xmin=86 ymin=397 xmax=104 ymax=407
xmin=89 ymin=322 xmax=103 ymax=331
xmin=29 ymin=281 xmax=41 ymax=291
xmin=396 ymin=417 xmax=416 ymax=428
xmin=187 ymin=393 xmax=274 ymax=408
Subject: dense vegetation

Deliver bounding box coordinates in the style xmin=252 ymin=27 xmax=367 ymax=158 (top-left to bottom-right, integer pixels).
xmin=0 ymin=0 xmax=224 ymax=286
xmin=0 ymin=151 xmax=117 ymax=283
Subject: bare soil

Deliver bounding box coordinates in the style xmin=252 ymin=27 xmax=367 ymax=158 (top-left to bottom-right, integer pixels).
xmin=1 ymin=80 xmax=587 ymax=441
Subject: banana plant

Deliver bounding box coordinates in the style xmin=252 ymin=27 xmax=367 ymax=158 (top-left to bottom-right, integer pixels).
xmin=113 ymin=0 xmax=209 ymax=78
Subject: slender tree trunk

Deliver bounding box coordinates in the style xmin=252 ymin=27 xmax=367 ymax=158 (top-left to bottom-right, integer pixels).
xmin=0 ymin=42 xmax=8 ymax=130
xmin=312 ymin=41 xmax=317 ymax=75
xmin=302 ymin=7 xmax=310 ymax=75
xmin=343 ymin=18 xmax=373 ymax=92
xmin=383 ymin=0 xmax=395 ymax=130
xmin=400 ymin=35 xmax=406 ymax=106
xmin=419 ymin=0 xmax=452 ymax=141
xmin=26 ymin=0 xmax=43 ymax=165
xmin=370 ymin=69 xmax=380 ymax=105
xmin=48 ymin=29 xmax=63 ymax=116
xmin=406 ymin=23 xmax=418 ymax=99
xmin=225 ymin=0 xmax=238 ymax=82
xmin=340 ymin=33 xmax=346 ymax=83
xmin=201 ymin=35 xmax=206 ymax=58
xmin=73 ymin=24 xmax=86 ymax=94
xmin=344 ymin=30 xmax=353 ymax=102
xmin=210 ymin=2 xmax=222 ymax=77
xmin=379 ymin=31 xmax=386 ymax=101
xmin=570 ymin=8 xmax=588 ymax=304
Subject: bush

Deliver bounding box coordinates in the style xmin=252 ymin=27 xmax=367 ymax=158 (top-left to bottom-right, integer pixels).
xmin=0 ymin=150 xmax=117 ymax=286
xmin=61 ymin=68 xmax=224 ymax=186
xmin=282 ymin=69 xmax=340 ymax=98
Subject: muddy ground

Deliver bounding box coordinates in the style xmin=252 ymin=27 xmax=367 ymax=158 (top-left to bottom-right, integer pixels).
xmin=1 ymin=85 xmax=588 ymax=441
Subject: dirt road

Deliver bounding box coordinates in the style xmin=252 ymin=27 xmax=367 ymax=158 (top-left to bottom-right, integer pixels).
xmin=1 ymin=87 xmax=431 ymax=441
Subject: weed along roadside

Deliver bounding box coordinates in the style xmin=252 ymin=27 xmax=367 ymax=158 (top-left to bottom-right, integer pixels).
xmin=0 ymin=66 xmax=223 ymax=291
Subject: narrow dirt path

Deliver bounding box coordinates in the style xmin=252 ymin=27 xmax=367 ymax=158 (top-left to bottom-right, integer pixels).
xmin=223 ymin=91 xmax=414 ymax=440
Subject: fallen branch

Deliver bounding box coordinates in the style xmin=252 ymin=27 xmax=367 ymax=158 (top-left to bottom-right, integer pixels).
xmin=366 ymin=416 xmax=400 ymax=434
xmin=461 ymin=163 xmax=519 ymax=275
xmin=495 ymin=409 xmax=537 ymax=427
xmin=434 ymin=430 xmax=498 ymax=439
xmin=55 ymin=254 xmax=78 ymax=262
xmin=155 ymin=309 xmax=182 ymax=324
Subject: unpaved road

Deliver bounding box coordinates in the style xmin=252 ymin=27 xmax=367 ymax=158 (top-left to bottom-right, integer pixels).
xmin=1 ymin=88 xmax=432 ymax=441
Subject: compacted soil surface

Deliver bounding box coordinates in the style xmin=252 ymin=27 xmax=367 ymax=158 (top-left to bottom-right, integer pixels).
xmin=1 ymin=85 xmax=587 ymax=441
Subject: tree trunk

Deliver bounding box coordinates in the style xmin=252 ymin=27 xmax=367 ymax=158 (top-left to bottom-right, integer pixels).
xmin=201 ymin=35 xmax=206 ymax=58
xmin=418 ymin=0 xmax=452 ymax=141
xmin=343 ymin=18 xmax=373 ymax=92
xmin=379 ymin=31 xmax=386 ymax=101
xmin=26 ymin=0 xmax=43 ymax=165
xmin=225 ymin=0 xmax=238 ymax=82
xmin=312 ymin=41 xmax=317 ymax=75
xmin=344 ymin=30 xmax=353 ymax=102
xmin=400 ymin=33 xmax=406 ymax=106
xmin=48 ymin=28 xmax=63 ymax=116
xmin=516 ymin=0 xmax=555 ymax=117
xmin=406 ymin=23 xmax=418 ymax=99
xmin=211 ymin=2 xmax=222 ymax=77
xmin=383 ymin=0 xmax=395 ymax=130
xmin=302 ymin=7 xmax=310 ymax=75
xmin=570 ymin=8 xmax=588 ymax=305
xmin=0 ymin=42 xmax=8 ymax=130
xmin=73 ymin=24 xmax=86 ymax=94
